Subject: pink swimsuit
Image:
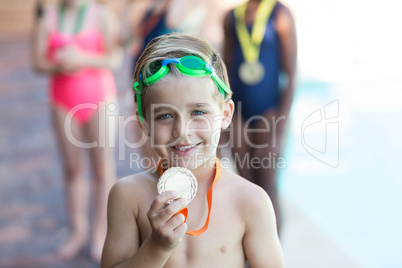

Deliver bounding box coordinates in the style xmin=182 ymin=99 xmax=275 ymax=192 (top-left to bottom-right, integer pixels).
xmin=47 ymin=3 xmax=117 ymax=124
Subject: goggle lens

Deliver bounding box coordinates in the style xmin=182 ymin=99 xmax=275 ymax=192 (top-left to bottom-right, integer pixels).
xmin=180 ymin=56 xmax=204 ymax=70
xmin=149 ymin=61 xmax=162 ymax=75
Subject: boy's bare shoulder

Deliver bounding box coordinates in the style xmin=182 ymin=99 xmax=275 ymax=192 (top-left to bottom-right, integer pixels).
xmin=117 ymin=167 xmax=157 ymax=184
xmin=109 ymin=169 xmax=159 ymax=211
xmin=219 ymin=169 xmax=272 ymax=209
xmin=218 ymin=169 xmax=275 ymax=227
xmin=114 ymin=168 xmax=159 ymax=192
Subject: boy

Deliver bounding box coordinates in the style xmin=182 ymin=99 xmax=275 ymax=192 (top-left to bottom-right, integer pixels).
xmin=101 ymin=33 xmax=284 ymax=268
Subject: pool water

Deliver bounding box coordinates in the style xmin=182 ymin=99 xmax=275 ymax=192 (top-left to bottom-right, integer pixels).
xmin=280 ymin=80 xmax=402 ymax=268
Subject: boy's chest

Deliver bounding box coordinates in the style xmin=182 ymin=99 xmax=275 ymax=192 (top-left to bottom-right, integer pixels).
xmin=137 ymin=195 xmax=246 ymax=267
xmin=166 ymin=227 xmax=245 ymax=268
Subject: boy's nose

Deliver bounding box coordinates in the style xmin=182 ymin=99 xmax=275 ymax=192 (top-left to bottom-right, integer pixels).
xmin=172 ymin=116 xmax=188 ymax=138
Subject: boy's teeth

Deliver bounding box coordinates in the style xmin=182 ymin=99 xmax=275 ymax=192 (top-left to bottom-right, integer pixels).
xmin=174 ymin=145 xmax=196 ymax=151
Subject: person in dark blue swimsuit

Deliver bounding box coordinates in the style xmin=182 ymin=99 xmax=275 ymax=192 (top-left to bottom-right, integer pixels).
xmin=121 ymin=0 xmax=176 ymax=74
xmin=223 ymin=0 xmax=297 ymax=234
xmin=229 ymin=3 xmax=281 ymax=120
xmin=131 ymin=9 xmax=174 ymax=72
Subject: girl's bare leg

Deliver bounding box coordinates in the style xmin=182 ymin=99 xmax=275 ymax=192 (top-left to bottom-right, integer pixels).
xmin=85 ymin=100 xmax=118 ymax=262
xmin=52 ymin=106 xmax=89 ymax=260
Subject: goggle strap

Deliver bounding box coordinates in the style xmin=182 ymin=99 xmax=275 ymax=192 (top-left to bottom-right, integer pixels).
xmin=136 ymin=92 xmax=145 ymax=123
xmin=134 ymin=81 xmax=145 ymax=123
xmin=211 ymin=74 xmax=230 ymax=97
xmin=133 ymin=81 xmax=141 ymax=93
xmin=204 ymin=63 xmax=213 ymax=73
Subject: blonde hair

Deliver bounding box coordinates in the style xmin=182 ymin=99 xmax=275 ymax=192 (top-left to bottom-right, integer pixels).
xmin=133 ymin=32 xmax=232 ymax=117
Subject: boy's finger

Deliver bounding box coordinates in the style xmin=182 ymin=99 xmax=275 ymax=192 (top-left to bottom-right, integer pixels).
xmin=165 ymin=212 xmax=186 ymax=231
xmin=149 ymin=191 xmax=177 ymax=214
xmin=173 ymin=221 xmax=188 ymax=238
xmin=159 ymin=198 xmax=188 ymax=222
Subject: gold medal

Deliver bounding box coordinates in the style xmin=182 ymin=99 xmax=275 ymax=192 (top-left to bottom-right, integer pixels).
xmin=234 ymin=0 xmax=276 ymax=84
xmin=238 ymin=61 xmax=265 ymax=85
xmin=157 ymin=167 xmax=198 ymax=203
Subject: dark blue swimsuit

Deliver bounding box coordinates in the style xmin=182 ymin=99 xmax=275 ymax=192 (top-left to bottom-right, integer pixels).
xmin=132 ymin=11 xmax=175 ymax=73
xmin=228 ymin=3 xmax=281 ymax=121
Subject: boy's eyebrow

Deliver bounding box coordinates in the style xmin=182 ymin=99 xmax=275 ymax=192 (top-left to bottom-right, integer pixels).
xmin=153 ymin=106 xmax=170 ymax=113
xmin=152 ymin=103 xmax=211 ymax=113
xmin=188 ymin=103 xmax=211 ymax=107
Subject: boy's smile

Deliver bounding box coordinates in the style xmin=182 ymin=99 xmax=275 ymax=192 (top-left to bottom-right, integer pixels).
xmin=171 ymin=143 xmax=201 ymax=156
xmin=142 ymin=75 xmax=230 ymax=170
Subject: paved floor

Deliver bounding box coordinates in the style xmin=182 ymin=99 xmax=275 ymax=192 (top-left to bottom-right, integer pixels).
xmin=0 ymin=38 xmax=366 ymax=268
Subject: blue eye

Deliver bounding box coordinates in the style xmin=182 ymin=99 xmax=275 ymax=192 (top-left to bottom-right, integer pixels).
xmin=192 ymin=110 xmax=205 ymax=116
xmin=157 ymin=114 xmax=173 ymax=120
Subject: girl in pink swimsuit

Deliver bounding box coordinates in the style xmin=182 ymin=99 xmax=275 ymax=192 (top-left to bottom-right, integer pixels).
xmin=32 ymin=0 xmax=120 ymax=262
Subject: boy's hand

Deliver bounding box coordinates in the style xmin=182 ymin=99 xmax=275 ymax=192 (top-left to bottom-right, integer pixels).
xmin=147 ymin=191 xmax=188 ymax=250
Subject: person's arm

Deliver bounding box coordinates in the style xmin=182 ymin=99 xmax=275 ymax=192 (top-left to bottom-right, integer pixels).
xmin=97 ymin=4 xmax=123 ymax=71
xmin=165 ymin=0 xmax=205 ymax=31
xmin=164 ymin=0 xmax=185 ymax=29
xmin=275 ymin=4 xmax=297 ymax=140
xmin=242 ymin=186 xmax=285 ymax=268
xmin=223 ymin=10 xmax=235 ymax=72
xmin=31 ymin=5 xmax=62 ymax=74
xmin=101 ymin=180 xmax=188 ymax=268
xmin=120 ymin=0 xmax=150 ymax=47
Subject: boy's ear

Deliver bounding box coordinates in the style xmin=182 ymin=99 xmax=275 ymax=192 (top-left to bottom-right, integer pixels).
xmin=136 ymin=110 xmax=150 ymax=136
xmin=221 ymin=100 xmax=235 ymax=129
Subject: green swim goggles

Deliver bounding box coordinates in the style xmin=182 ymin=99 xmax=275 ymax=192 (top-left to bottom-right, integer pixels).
xmin=133 ymin=55 xmax=230 ymax=123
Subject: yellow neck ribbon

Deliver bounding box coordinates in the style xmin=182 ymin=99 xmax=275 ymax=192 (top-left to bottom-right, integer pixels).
xmin=234 ymin=0 xmax=276 ymax=62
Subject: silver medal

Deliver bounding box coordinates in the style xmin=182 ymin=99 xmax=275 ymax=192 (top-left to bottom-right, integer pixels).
xmin=157 ymin=167 xmax=198 ymax=203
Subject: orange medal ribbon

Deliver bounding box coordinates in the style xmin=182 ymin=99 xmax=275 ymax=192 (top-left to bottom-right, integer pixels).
xmin=157 ymin=158 xmax=221 ymax=236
